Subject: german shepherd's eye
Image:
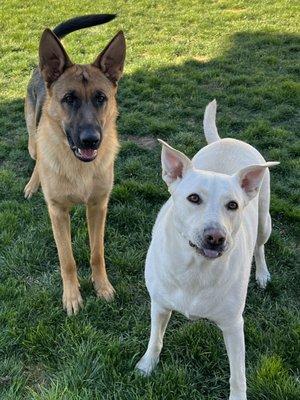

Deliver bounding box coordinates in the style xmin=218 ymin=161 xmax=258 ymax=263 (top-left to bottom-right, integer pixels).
xmin=93 ymin=91 xmax=107 ymax=107
xmin=62 ymin=92 xmax=80 ymax=107
xmin=226 ymin=201 xmax=238 ymax=210
xmin=187 ymin=193 xmax=202 ymax=204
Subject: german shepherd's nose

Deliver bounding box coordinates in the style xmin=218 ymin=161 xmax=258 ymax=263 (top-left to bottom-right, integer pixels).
xmin=79 ymin=125 xmax=101 ymax=149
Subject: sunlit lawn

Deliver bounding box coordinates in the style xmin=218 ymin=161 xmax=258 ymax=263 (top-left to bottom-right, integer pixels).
xmin=0 ymin=1 xmax=299 ymax=399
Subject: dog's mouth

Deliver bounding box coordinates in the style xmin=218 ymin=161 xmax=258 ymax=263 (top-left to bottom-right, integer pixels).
xmin=73 ymin=147 xmax=98 ymax=162
xmin=65 ymin=130 xmax=99 ymax=162
xmin=189 ymin=241 xmax=224 ymax=259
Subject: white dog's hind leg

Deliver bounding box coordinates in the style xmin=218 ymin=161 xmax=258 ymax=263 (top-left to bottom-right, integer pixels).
xmin=136 ymin=302 xmax=171 ymax=376
xmin=255 ymin=175 xmax=272 ymax=288
xmin=221 ymin=319 xmax=247 ymax=400
xmin=254 ymin=238 xmax=271 ymax=289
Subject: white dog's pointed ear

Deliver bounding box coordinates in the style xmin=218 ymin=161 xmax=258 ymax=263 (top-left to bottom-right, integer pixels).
xmin=158 ymin=139 xmax=192 ymax=187
xmin=235 ymin=162 xmax=280 ymax=201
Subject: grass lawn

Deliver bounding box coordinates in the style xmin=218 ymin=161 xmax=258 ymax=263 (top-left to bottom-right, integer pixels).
xmin=0 ymin=0 xmax=299 ymax=399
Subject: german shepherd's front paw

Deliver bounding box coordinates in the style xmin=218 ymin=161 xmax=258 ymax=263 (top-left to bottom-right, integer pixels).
xmin=63 ymin=283 xmax=83 ymax=315
xmin=93 ymin=277 xmax=115 ymax=301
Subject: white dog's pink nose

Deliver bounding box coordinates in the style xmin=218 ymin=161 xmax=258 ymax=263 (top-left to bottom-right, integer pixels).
xmin=204 ymin=228 xmax=226 ymax=247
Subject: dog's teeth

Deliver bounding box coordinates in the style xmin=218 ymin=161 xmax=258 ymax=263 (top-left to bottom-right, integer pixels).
xmin=78 ymin=148 xmax=82 ymax=155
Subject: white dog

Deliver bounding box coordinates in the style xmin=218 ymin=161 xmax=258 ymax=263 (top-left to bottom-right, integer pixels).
xmin=136 ymin=100 xmax=279 ymax=400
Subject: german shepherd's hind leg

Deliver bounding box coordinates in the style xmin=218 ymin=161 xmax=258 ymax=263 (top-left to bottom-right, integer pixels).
xmin=28 ymin=134 xmax=37 ymax=160
xmin=24 ymin=94 xmax=40 ymax=198
xmin=255 ymin=175 xmax=272 ymax=289
xmin=87 ymin=196 xmax=115 ymax=301
xmin=25 ymin=95 xmax=38 ymax=160
xmin=48 ymin=203 xmax=83 ymax=315
xmin=24 ymin=163 xmax=40 ymax=199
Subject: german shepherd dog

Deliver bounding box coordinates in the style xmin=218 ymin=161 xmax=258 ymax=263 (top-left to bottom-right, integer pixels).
xmin=24 ymin=14 xmax=126 ymax=315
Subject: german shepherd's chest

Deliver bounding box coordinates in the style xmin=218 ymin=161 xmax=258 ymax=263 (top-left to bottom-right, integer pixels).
xmin=38 ymin=139 xmax=114 ymax=206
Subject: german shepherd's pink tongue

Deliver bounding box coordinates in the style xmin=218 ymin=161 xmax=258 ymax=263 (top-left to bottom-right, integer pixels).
xmin=78 ymin=148 xmax=98 ymax=160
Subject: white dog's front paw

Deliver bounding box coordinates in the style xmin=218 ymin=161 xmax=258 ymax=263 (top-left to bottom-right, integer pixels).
xmin=229 ymin=394 xmax=247 ymax=400
xmin=256 ymin=269 xmax=271 ymax=289
xmin=135 ymin=355 xmax=159 ymax=376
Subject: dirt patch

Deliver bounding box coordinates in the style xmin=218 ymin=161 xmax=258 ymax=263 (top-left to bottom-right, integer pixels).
xmin=122 ymin=135 xmax=157 ymax=150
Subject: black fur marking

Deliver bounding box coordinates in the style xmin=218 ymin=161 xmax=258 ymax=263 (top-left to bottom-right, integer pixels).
xmin=53 ymin=14 xmax=116 ymax=39
xmin=27 ymin=68 xmax=46 ymax=128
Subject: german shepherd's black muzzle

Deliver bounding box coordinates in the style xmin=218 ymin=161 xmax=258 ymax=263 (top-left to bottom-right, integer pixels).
xmin=65 ymin=123 xmax=102 ymax=162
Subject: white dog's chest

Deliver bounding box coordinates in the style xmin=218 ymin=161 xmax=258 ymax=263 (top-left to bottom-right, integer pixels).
xmin=147 ymin=267 xmax=239 ymax=323
xmin=145 ymin=240 xmax=251 ymax=326
xmin=169 ymin=290 xmax=213 ymax=320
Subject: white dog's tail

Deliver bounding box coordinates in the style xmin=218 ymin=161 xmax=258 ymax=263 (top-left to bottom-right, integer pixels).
xmin=203 ymin=99 xmax=221 ymax=144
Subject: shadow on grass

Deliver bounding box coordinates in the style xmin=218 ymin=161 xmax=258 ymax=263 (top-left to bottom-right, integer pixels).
xmin=0 ymin=31 xmax=299 ymax=400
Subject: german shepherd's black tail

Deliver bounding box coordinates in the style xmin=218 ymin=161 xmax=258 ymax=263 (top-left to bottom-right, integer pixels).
xmin=53 ymin=14 xmax=116 ymax=39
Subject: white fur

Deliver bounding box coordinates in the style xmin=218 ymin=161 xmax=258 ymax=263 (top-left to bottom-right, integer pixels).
xmin=136 ymin=101 xmax=279 ymax=400
xmin=203 ymin=98 xmax=220 ymax=144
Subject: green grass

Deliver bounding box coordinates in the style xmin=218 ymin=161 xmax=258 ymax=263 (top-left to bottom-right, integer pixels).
xmin=0 ymin=0 xmax=299 ymax=399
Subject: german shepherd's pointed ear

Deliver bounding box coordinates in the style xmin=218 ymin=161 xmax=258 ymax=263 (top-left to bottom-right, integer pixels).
xmin=93 ymin=31 xmax=126 ymax=85
xmin=39 ymin=29 xmax=73 ymax=87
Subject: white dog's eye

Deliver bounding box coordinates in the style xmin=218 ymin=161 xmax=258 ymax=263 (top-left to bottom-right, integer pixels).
xmin=226 ymin=201 xmax=238 ymax=210
xmin=187 ymin=193 xmax=202 ymax=204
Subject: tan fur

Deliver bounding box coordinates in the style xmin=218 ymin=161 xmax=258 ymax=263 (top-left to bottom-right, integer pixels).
xmin=25 ymin=63 xmax=121 ymax=314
